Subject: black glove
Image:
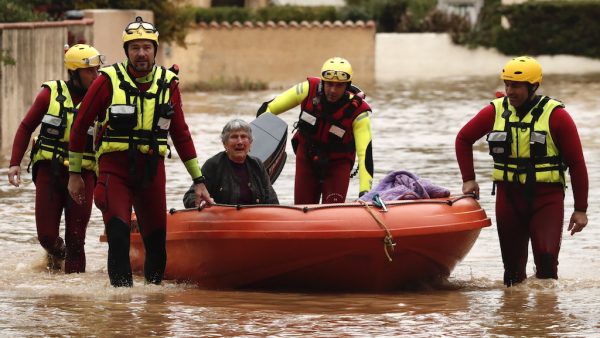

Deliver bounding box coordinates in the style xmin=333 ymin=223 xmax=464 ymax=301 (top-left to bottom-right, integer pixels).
xmin=256 ymin=99 xmax=273 ymax=117
xmin=349 ymin=84 xmax=366 ymax=99
xmin=169 ymin=64 xmax=179 ymax=75
xmin=358 ymin=191 xmax=367 ymax=198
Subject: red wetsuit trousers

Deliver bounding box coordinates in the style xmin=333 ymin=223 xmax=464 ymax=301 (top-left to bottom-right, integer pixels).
xmin=94 ymin=151 xmax=167 ymax=287
xmin=294 ymin=143 xmax=353 ymax=204
xmin=495 ymin=182 xmax=565 ymax=285
xmin=34 ymin=161 xmax=95 ymax=273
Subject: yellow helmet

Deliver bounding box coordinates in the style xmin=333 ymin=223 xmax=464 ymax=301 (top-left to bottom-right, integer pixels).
xmin=122 ymin=16 xmax=159 ymax=46
xmin=64 ymin=44 xmax=105 ymax=71
xmin=320 ymin=57 xmax=353 ymax=83
xmin=500 ymin=56 xmax=542 ymax=85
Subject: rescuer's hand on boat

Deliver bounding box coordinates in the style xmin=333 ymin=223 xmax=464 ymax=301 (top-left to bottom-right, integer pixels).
xmin=194 ymin=183 xmax=214 ymax=208
xmin=7 ymin=165 xmax=21 ymax=187
xmin=568 ymin=211 xmax=588 ymax=236
xmin=462 ymin=180 xmax=479 ymax=199
xmin=67 ymin=173 xmax=86 ymax=205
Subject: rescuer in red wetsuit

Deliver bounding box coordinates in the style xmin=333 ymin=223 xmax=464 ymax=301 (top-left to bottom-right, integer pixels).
xmin=67 ymin=16 xmax=213 ymax=287
xmin=7 ymin=44 xmax=105 ymax=273
xmin=455 ymin=56 xmax=588 ymax=286
xmin=257 ymin=57 xmax=374 ymax=204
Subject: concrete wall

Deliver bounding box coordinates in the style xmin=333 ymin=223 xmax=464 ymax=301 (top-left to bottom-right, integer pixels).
xmin=0 ymin=20 xmax=93 ymax=151
xmin=376 ymin=33 xmax=600 ymax=83
xmin=162 ymin=20 xmax=376 ymax=90
xmin=83 ymin=9 xmax=154 ymax=67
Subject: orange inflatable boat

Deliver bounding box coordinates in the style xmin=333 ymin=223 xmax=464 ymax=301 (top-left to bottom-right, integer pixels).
xmin=102 ymin=195 xmax=491 ymax=292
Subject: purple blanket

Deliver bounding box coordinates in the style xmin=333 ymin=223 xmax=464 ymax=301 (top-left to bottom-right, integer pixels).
xmin=359 ymin=170 xmax=450 ymax=201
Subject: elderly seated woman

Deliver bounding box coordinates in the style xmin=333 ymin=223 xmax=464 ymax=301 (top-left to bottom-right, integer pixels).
xmin=183 ymin=118 xmax=279 ymax=207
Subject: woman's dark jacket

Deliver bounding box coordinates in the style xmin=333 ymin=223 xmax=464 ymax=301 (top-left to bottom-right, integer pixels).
xmin=183 ymin=151 xmax=279 ymax=208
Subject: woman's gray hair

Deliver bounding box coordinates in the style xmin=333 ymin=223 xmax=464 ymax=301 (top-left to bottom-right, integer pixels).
xmin=221 ymin=118 xmax=253 ymax=144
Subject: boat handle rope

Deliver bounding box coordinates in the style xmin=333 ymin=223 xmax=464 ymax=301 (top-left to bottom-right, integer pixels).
xmin=169 ymin=195 xmax=478 ymax=215
xmin=358 ymin=199 xmax=396 ymax=262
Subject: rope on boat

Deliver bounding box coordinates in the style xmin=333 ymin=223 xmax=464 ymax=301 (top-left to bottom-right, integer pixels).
xmin=358 ymin=200 xmax=396 ymax=262
xmin=170 ymin=194 xmax=477 ymax=214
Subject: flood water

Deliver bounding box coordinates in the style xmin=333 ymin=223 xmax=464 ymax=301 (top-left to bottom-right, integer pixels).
xmin=1 ymin=75 xmax=599 ymax=336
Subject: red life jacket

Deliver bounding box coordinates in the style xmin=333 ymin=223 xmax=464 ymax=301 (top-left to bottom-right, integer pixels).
xmin=293 ymin=77 xmax=370 ymax=161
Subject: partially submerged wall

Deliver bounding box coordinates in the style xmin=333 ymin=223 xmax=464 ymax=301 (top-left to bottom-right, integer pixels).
xmin=162 ymin=20 xmax=376 ymax=90
xmin=0 ymin=20 xmax=93 ymax=150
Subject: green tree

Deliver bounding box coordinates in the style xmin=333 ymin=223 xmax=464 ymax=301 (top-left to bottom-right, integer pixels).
xmin=0 ymin=0 xmax=47 ymax=22
xmin=1 ymin=49 xmax=16 ymax=66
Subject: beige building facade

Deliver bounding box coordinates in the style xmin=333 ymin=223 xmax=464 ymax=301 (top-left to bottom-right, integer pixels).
xmin=162 ymin=20 xmax=376 ymax=90
xmin=81 ymin=10 xmax=376 ymax=90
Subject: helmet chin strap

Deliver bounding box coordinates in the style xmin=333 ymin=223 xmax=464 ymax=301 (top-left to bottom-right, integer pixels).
xmin=68 ymin=70 xmax=83 ymax=90
xmin=527 ymin=83 xmax=539 ymax=101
